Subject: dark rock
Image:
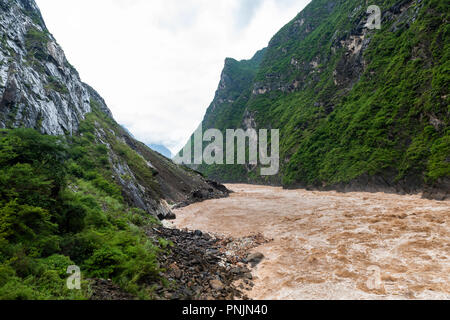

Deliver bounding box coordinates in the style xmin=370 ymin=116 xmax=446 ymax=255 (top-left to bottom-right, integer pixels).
xmin=194 ymin=230 xmax=203 ymax=237
xmin=89 ymin=279 xmax=135 ymax=300
xmin=246 ymin=252 xmax=265 ymax=267
xmin=146 ymin=226 xmax=250 ymax=301
xmin=244 ymin=273 xmax=253 ymax=280
xmin=231 ymin=267 xmax=243 ymax=275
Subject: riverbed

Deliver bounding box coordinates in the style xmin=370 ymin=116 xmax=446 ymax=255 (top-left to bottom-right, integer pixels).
xmin=170 ymin=184 xmax=450 ymax=300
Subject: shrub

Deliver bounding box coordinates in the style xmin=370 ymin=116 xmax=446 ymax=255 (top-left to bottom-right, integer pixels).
xmin=0 ymin=264 xmax=16 ymax=286
xmin=55 ymin=193 xmax=88 ymax=234
xmin=84 ymin=246 xmax=126 ymax=278
xmin=0 ymin=201 xmax=55 ymax=242
xmin=67 ymin=162 xmax=84 ymax=178
xmin=120 ymin=243 xmax=160 ymax=285
xmin=0 ymin=124 xmax=167 ymax=299
xmin=24 ymin=27 xmax=48 ymax=61
xmin=9 ymin=251 xmax=42 ymax=278
xmin=0 ymin=277 xmax=36 ymax=300
xmin=44 ymin=76 xmax=69 ymax=95
xmin=33 ymin=235 xmax=61 ymax=257
xmin=39 ymin=254 xmax=74 ymax=278
xmin=60 ymin=231 xmax=100 ymax=265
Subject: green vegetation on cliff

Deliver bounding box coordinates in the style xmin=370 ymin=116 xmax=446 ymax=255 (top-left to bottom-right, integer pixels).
xmin=182 ymin=0 xmax=449 ymax=196
xmin=0 ymin=0 xmax=231 ymax=300
xmin=0 ymin=117 xmax=166 ymax=299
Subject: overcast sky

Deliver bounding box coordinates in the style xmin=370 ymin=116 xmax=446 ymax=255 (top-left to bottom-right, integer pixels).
xmin=36 ymin=0 xmax=310 ymax=154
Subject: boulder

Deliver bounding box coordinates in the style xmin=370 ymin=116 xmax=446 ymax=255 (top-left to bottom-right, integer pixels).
xmin=246 ymin=252 xmax=265 ymax=267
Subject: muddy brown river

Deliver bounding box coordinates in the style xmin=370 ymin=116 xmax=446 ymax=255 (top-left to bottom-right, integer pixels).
xmin=170 ymin=184 xmax=450 ymax=300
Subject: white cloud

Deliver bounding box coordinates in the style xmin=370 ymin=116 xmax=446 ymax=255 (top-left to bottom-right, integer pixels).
xmin=36 ymin=0 xmax=310 ymax=154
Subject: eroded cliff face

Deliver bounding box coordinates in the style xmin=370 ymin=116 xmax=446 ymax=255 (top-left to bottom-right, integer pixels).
xmin=0 ymin=0 xmax=229 ymax=219
xmin=0 ymin=0 xmax=112 ymax=134
xmin=179 ymin=0 xmax=449 ymax=200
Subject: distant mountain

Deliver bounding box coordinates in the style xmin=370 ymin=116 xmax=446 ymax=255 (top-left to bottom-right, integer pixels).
xmin=120 ymin=125 xmax=135 ymax=138
xmin=179 ymin=0 xmax=449 ymax=200
xmin=120 ymin=125 xmax=172 ymax=159
xmin=147 ymin=144 xmax=172 ymax=159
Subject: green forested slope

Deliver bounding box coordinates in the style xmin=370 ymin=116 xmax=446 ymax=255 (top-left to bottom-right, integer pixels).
xmin=0 ymin=123 xmax=162 ymax=299
xmin=182 ymin=0 xmax=449 ymax=199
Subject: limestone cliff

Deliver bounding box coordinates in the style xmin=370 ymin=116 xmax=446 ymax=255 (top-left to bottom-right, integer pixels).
xmin=0 ymin=0 xmax=229 ymax=218
xmin=179 ymin=0 xmax=449 ymax=200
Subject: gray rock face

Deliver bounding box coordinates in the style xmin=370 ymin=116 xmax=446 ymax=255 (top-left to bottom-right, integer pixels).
xmin=0 ymin=0 xmax=230 ymax=219
xmin=0 ymin=0 xmax=112 ymax=135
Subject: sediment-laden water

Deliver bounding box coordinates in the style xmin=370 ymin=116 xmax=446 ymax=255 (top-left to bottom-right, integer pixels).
xmin=170 ymin=184 xmax=450 ymax=300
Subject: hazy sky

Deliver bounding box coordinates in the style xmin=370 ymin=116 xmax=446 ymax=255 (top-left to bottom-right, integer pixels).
xmin=36 ymin=0 xmax=310 ymax=154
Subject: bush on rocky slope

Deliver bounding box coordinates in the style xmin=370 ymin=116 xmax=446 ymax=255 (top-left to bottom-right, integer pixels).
xmin=0 ymin=127 xmax=165 ymax=299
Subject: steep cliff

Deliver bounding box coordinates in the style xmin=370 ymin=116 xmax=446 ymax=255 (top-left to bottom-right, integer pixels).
xmin=180 ymin=0 xmax=449 ymax=200
xmin=0 ymin=0 xmax=234 ymax=300
xmin=0 ymin=0 xmax=228 ymax=219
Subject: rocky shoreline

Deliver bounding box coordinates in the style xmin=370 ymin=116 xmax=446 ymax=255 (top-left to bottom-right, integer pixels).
xmin=90 ymin=225 xmax=271 ymax=300
xmin=171 ymin=180 xmax=232 ymax=211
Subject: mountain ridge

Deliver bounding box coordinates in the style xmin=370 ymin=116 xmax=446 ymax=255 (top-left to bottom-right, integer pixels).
xmin=179 ymin=0 xmax=449 ymax=200
xmin=0 ymin=0 xmax=236 ymax=300
xmin=0 ymin=0 xmax=229 ymax=219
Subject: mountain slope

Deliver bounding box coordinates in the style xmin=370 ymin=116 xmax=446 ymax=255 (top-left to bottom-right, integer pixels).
xmin=180 ymin=0 xmax=449 ymax=200
xmin=0 ymin=0 xmax=231 ymax=300
xmin=0 ymin=0 xmax=228 ymax=219
xmin=147 ymin=144 xmax=172 ymax=159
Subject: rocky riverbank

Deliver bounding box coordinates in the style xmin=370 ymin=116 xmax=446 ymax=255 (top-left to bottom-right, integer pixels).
xmin=173 ymin=184 xmax=450 ymax=300
xmin=147 ymin=226 xmax=271 ymax=300
xmin=89 ymin=225 xmax=270 ymax=300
